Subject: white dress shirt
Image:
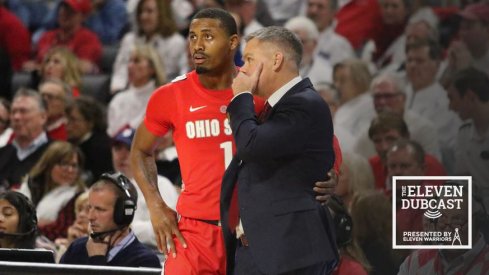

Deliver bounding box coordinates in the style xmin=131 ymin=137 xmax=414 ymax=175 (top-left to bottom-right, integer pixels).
xmin=107 ymin=80 xmax=156 ymax=137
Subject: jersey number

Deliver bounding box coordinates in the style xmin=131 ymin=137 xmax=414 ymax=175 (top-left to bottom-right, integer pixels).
xmin=220 ymin=141 xmax=233 ymax=168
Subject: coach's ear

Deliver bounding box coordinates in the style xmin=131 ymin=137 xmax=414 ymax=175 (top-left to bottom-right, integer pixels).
xmin=230 ymin=34 xmax=239 ymax=51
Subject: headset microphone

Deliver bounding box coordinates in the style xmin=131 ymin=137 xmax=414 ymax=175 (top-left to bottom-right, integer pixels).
xmin=89 ymin=227 xmax=123 ymax=242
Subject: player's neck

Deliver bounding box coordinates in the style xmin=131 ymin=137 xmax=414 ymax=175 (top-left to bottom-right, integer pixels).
xmin=198 ymin=64 xmax=237 ymax=90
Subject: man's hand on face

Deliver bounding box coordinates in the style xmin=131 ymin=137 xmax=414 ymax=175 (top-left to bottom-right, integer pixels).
xmin=232 ymin=63 xmax=263 ymax=96
xmin=314 ymin=169 xmax=338 ymax=205
xmin=86 ymin=234 xmax=110 ymax=257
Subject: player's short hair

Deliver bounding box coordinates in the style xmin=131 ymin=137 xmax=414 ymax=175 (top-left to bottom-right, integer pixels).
xmin=192 ymin=8 xmax=238 ymax=37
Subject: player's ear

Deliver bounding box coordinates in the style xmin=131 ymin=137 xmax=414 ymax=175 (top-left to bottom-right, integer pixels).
xmin=230 ymin=34 xmax=239 ymax=51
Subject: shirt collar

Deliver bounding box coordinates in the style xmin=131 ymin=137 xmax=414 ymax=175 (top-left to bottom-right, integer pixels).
xmin=129 ymin=80 xmax=155 ymax=93
xmin=12 ymin=132 xmax=48 ymax=161
xmin=107 ymin=230 xmax=136 ymax=262
xmin=267 ymin=76 xmax=302 ymax=107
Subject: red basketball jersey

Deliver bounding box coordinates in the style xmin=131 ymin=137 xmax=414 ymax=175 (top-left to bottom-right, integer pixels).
xmin=145 ymin=71 xmax=263 ymax=220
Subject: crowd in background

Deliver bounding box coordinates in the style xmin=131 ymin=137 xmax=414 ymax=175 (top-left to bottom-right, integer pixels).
xmin=0 ymin=0 xmax=489 ymax=274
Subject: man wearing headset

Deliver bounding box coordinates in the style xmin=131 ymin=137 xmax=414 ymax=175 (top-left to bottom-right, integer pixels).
xmin=60 ymin=172 xmax=161 ymax=268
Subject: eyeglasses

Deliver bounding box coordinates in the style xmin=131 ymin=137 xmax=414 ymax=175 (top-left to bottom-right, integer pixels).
xmin=57 ymin=161 xmax=79 ymax=170
xmin=41 ymin=93 xmax=63 ymax=101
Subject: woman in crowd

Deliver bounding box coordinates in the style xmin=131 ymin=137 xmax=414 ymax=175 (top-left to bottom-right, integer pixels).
xmin=66 ymin=96 xmax=112 ymax=184
xmin=335 ymin=152 xmax=375 ymax=209
xmin=54 ymin=191 xmax=89 ymax=262
xmin=351 ymin=191 xmax=403 ymax=275
xmin=0 ymin=191 xmax=38 ymax=248
xmin=18 ymin=141 xmax=85 ymax=241
xmin=328 ymin=195 xmax=371 ymax=275
xmin=32 ymin=47 xmax=82 ymax=97
xmin=107 ymin=44 xmax=166 ymax=136
xmin=110 ymin=0 xmax=187 ymax=93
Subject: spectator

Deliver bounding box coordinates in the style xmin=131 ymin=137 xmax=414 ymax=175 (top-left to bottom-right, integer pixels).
xmin=441 ymin=2 xmax=489 ymax=85
xmin=284 ymin=16 xmax=333 ymax=84
xmin=32 ymin=47 xmax=82 ymax=97
xmin=315 ymin=82 xmax=339 ymax=117
xmin=332 ymin=59 xmax=375 ymax=138
xmin=372 ymin=0 xmax=411 ymax=64
xmin=111 ymin=126 xmax=179 ymax=247
xmin=351 ymin=191 xmax=403 ymax=275
xmin=18 ymin=141 xmax=85 ymax=241
xmin=66 ymin=96 xmax=112 ymax=185
xmin=29 ymin=0 xmax=102 ymax=74
xmin=107 ymin=44 xmax=166 ymax=137
xmin=0 ymin=97 xmax=13 ymax=148
xmin=335 ymin=152 xmax=374 ymax=209
xmin=334 ymin=0 xmax=382 ymax=50
xmin=315 ymin=82 xmax=356 ymax=151
xmin=261 ymin=0 xmax=301 ymax=25
xmin=60 ymin=172 xmax=161 ymax=268
xmin=0 ymin=191 xmax=38 ymax=249
xmin=380 ymin=8 xmax=440 ymax=74
xmin=54 ymin=191 xmax=89 ymax=261
xmin=0 ymin=89 xmax=50 ymax=190
xmin=367 ymin=113 xmax=446 ymax=194
xmin=84 ymin=0 xmax=128 ymax=45
xmin=111 ymin=0 xmax=187 ymax=93
xmin=398 ymin=184 xmax=489 ymax=274
xmin=405 ymin=38 xmax=461 ymax=173
xmin=386 ymin=139 xmax=444 ymax=244
xmin=448 ymin=67 xmax=489 ymax=210
xmin=225 ymin=0 xmax=264 ymax=53
xmin=0 ymin=1 xmax=30 ymax=71
xmin=353 ymin=73 xmax=441 ymax=160
xmin=371 ymin=0 xmax=411 ymax=67
xmin=327 ymin=195 xmax=370 ymax=275
xmin=305 ymin=0 xmax=354 ymax=66
xmin=39 ymin=79 xmax=72 ymax=141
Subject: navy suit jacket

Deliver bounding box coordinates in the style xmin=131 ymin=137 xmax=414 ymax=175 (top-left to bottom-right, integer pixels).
xmin=220 ymin=78 xmax=339 ymax=274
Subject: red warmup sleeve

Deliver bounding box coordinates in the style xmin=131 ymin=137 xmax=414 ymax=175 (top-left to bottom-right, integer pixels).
xmin=73 ymin=29 xmax=102 ymax=65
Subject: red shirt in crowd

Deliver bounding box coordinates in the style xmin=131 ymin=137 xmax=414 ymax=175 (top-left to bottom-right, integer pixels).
xmin=0 ymin=6 xmax=31 ymax=71
xmin=36 ymin=27 xmax=101 ymax=66
xmin=335 ymin=0 xmax=383 ymax=50
xmin=368 ymin=154 xmax=447 ymax=193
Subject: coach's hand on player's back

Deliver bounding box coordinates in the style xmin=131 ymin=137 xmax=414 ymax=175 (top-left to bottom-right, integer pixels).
xmin=150 ymin=204 xmax=187 ymax=258
xmin=314 ymin=169 xmax=338 ymax=205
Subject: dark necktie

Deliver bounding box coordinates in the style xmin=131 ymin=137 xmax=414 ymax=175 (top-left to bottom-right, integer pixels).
xmin=258 ymin=102 xmax=272 ymax=123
